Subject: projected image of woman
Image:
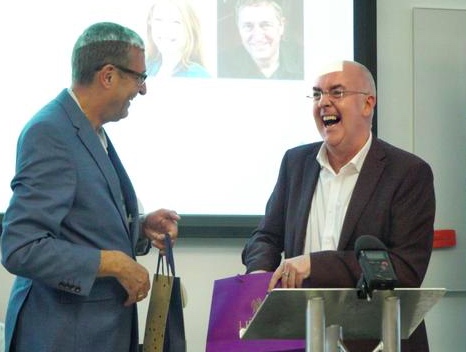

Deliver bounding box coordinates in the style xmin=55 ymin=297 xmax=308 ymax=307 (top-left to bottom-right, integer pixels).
xmin=218 ymin=0 xmax=304 ymax=80
xmin=146 ymin=0 xmax=210 ymax=78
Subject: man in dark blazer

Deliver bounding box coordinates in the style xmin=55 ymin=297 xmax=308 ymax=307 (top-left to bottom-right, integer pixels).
xmin=242 ymin=61 xmax=435 ymax=351
xmin=1 ymin=22 xmax=179 ymax=352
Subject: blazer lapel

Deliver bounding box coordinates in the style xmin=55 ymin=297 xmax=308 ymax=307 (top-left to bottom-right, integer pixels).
xmin=293 ymin=150 xmax=321 ymax=253
xmin=106 ymin=138 xmax=139 ymax=236
xmin=58 ymin=90 xmax=131 ymax=235
xmin=338 ymin=139 xmax=386 ymax=250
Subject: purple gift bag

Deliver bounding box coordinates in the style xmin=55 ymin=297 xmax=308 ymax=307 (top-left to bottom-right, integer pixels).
xmin=206 ymin=272 xmax=305 ymax=352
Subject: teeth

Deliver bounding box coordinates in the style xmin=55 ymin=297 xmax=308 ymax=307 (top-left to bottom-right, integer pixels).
xmin=322 ymin=115 xmax=340 ymax=127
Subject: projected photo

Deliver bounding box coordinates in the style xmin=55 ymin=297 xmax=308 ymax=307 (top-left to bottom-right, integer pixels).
xmin=1 ymin=0 xmax=354 ymax=215
xmin=145 ymin=0 xmax=212 ymax=78
xmin=217 ymin=0 xmax=304 ymax=80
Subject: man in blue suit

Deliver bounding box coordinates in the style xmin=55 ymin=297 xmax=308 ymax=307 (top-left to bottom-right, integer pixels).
xmin=1 ymin=22 xmax=180 ymax=352
xmin=242 ymin=61 xmax=435 ymax=351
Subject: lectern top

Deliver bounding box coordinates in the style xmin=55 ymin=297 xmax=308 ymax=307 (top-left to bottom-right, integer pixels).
xmin=241 ymin=288 xmax=446 ymax=340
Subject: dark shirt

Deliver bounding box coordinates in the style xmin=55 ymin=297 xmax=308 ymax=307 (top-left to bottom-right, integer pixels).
xmin=217 ymin=41 xmax=304 ymax=80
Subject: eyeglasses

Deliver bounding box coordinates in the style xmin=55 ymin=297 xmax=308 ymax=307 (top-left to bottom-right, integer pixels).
xmin=112 ymin=64 xmax=147 ymax=86
xmin=308 ymin=89 xmax=369 ymax=102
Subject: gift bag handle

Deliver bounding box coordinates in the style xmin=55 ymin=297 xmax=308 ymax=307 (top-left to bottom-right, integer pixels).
xmin=156 ymin=234 xmax=176 ymax=277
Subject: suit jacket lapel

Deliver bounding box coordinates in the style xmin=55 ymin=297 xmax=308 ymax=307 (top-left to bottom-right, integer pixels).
xmin=294 ymin=149 xmax=321 ymax=252
xmin=338 ymin=138 xmax=386 ymax=250
xmin=57 ymin=90 xmax=131 ymax=235
xmin=106 ymin=137 xmax=139 ymax=236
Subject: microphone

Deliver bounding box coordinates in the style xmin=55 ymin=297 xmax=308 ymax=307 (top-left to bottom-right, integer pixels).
xmin=355 ymin=235 xmax=398 ymax=299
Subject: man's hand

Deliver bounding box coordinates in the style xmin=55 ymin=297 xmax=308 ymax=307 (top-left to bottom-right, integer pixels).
xmin=142 ymin=209 xmax=180 ymax=254
xmin=268 ymin=254 xmax=311 ymax=291
xmin=99 ymin=250 xmax=150 ymax=306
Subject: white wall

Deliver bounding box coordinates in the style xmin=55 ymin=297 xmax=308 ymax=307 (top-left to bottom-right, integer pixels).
xmin=377 ymin=1 xmax=466 ymax=351
xmin=1 ymin=0 xmax=466 ymax=351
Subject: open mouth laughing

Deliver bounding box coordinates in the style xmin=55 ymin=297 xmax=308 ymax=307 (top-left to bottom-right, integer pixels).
xmin=322 ymin=115 xmax=341 ymax=127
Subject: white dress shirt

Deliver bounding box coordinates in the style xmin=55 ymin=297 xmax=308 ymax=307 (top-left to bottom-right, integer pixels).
xmin=305 ymin=134 xmax=372 ymax=253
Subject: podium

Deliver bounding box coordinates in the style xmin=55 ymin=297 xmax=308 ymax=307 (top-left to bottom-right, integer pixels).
xmin=240 ymin=288 xmax=446 ymax=352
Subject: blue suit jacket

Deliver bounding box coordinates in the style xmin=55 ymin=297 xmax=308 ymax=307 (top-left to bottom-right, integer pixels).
xmin=242 ymin=138 xmax=436 ymax=351
xmin=1 ymin=89 xmax=149 ymax=352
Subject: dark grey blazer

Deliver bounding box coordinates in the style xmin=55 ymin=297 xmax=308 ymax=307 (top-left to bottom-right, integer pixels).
xmin=1 ymin=89 xmax=149 ymax=352
xmin=242 ymin=138 xmax=435 ymax=351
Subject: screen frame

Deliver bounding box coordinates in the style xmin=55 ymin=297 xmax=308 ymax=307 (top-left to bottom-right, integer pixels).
xmin=179 ymin=0 xmax=377 ymax=238
xmin=0 ymin=0 xmax=377 ymax=239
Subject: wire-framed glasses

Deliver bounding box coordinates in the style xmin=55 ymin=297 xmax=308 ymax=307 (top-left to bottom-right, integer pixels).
xmin=308 ymin=88 xmax=369 ymax=102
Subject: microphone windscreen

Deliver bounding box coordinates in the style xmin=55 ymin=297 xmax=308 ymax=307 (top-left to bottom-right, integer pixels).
xmin=354 ymin=235 xmax=388 ymax=258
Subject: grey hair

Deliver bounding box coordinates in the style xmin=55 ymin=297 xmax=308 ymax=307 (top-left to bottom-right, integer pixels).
xmin=235 ymin=0 xmax=283 ymax=23
xmin=72 ymin=22 xmax=144 ymax=85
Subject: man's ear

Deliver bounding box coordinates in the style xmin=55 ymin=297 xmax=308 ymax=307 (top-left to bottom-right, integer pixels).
xmin=362 ymin=95 xmax=376 ymax=117
xmin=98 ymin=64 xmax=115 ymax=87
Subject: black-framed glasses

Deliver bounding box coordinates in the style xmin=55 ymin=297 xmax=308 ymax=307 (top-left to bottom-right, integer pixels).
xmin=112 ymin=64 xmax=147 ymax=86
xmin=308 ymin=89 xmax=369 ymax=102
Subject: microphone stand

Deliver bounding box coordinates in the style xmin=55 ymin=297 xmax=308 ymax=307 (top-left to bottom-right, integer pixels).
xmin=356 ymin=274 xmax=372 ymax=300
xmin=356 ymin=273 xmax=401 ymax=352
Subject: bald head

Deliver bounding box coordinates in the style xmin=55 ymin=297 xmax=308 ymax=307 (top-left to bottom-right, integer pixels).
xmin=316 ymin=60 xmax=376 ymax=97
xmin=343 ymin=61 xmax=376 ymax=96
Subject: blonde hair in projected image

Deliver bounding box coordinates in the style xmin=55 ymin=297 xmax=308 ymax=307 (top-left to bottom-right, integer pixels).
xmin=146 ymin=0 xmax=205 ymax=71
